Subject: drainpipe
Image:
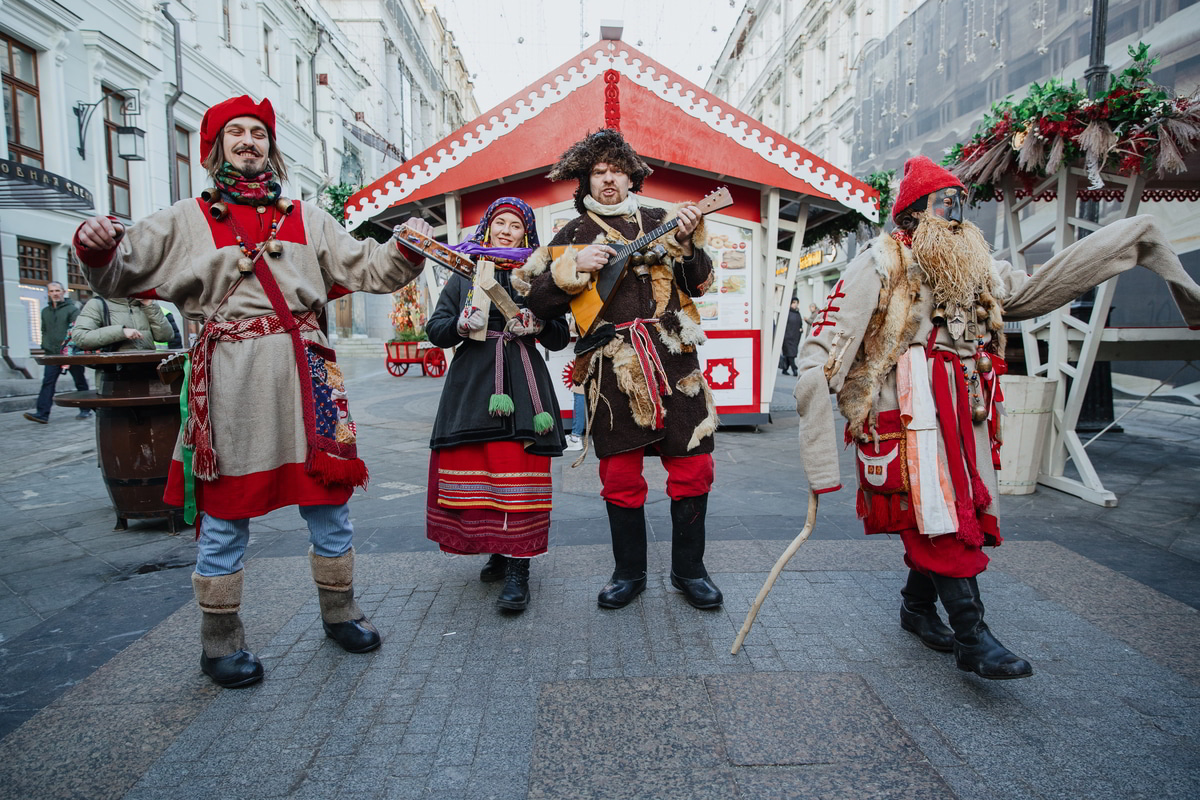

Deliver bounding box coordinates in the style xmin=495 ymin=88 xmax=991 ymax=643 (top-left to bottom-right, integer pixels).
xmin=310 ymin=27 xmax=331 ymax=194
xmin=159 ymin=2 xmax=184 ymax=203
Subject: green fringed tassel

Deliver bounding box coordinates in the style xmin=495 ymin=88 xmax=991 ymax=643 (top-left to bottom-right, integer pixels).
xmin=488 ymin=393 xmax=514 ymax=416
xmin=532 ymin=411 xmax=554 ymax=435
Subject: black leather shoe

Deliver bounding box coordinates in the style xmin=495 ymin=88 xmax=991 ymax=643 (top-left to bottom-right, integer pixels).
xmin=900 ymin=600 xmax=954 ymax=652
xmin=955 ymin=627 xmax=1034 ymax=679
xmin=200 ymin=649 xmax=263 ymax=688
xmin=670 ymin=572 xmax=723 ymax=609
xmin=496 ymin=558 xmax=530 ymax=612
xmin=323 ymin=618 xmax=381 ymax=653
xmin=479 ymin=554 xmax=507 ymax=583
xmin=597 ymin=574 xmax=646 ymax=609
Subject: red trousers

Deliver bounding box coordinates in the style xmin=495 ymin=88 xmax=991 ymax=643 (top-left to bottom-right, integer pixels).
xmin=598 ymin=448 xmax=714 ymax=509
xmin=898 ymin=528 xmax=990 ymax=578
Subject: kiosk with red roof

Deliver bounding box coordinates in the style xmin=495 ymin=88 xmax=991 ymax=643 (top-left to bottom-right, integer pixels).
xmin=346 ymin=38 xmax=879 ymax=424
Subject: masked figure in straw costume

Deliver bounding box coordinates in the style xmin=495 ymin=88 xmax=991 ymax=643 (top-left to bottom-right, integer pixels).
xmin=793 ymin=155 xmax=1200 ymax=679
xmin=426 ymin=197 xmax=569 ymax=613
xmin=73 ymin=95 xmax=432 ymax=688
xmin=517 ymin=129 xmax=722 ymax=611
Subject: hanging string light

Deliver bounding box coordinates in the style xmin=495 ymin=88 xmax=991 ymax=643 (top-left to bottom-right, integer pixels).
xmin=937 ymin=0 xmax=948 ymax=75
xmin=966 ymin=0 xmax=977 ymax=63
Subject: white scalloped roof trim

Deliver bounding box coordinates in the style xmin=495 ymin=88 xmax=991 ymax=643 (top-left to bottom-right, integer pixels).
xmin=346 ymin=46 xmax=879 ymax=229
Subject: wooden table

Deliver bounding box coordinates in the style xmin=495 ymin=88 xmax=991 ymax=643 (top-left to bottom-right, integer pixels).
xmin=37 ymin=351 xmax=186 ymax=532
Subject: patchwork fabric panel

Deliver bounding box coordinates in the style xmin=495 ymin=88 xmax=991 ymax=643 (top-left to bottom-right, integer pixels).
xmin=307 ymin=346 xmax=357 ymax=445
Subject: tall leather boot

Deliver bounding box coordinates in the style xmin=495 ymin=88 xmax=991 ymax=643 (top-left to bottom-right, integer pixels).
xmin=310 ymin=547 xmax=381 ymax=653
xmin=496 ymin=557 xmax=530 ymax=612
xmin=931 ymin=574 xmax=1033 ymax=680
xmin=597 ymin=502 xmax=648 ymax=609
xmin=669 ymin=494 xmax=722 ymax=609
xmin=193 ymin=571 xmax=263 ymax=688
xmin=900 ymin=569 xmax=953 ymax=652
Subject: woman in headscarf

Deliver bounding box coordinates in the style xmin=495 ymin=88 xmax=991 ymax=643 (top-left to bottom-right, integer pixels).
xmin=425 ymin=197 xmax=569 ymax=613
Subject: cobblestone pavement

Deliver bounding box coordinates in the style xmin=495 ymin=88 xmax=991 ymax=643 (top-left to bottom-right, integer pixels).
xmin=0 ymin=357 xmax=1197 ymax=799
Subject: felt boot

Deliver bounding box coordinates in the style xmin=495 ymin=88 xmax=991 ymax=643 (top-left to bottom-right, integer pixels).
xmin=931 ymin=575 xmax=1033 ymax=680
xmin=899 ymin=569 xmax=954 ymax=652
xmin=669 ymin=494 xmax=722 ymax=610
xmin=597 ymin=502 xmax=647 ymax=609
xmin=310 ymin=547 xmax=381 ymax=653
xmin=496 ymin=557 xmax=531 ymax=612
xmin=193 ymin=571 xmax=263 ymax=688
xmin=480 ymin=553 xmax=507 ymax=583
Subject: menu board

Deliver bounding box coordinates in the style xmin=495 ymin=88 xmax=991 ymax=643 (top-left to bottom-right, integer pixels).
xmin=696 ymin=218 xmax=754 ymax=330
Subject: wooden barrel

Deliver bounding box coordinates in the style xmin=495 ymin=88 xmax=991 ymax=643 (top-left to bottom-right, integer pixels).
xmin=42 ymin=352 xmax=184 ymax=531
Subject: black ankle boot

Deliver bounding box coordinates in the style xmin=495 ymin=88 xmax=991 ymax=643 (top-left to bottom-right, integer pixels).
xmin=497 ymin=558 xmax=530 ymax=612
xmin=900 ymin=569 xmax=953 ymax=652
xmin=931 ymin=575 xmax=1033 ymax=680
xmin=199 ymin=613 xmax=263 ymax=688
xmin=598 ymin=503 xmax=647 ymax=609
xmin=480 ymin=554 xmax=507 ymax=583
xmin=669 ymin=494 xmax=722 ymax=610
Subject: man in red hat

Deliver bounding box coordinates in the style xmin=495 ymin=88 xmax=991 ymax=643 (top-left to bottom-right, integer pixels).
xmin=793 ymin=154 xmax=1200 ymax=680
xmin=73 ymin=95 xmax=434 ymax=688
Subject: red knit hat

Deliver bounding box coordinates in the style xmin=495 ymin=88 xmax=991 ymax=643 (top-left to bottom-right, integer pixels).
xmin=200 ymin=95 xmax=276 ymax=161
xmin=892 ymin=155 xmax=965 ymax=222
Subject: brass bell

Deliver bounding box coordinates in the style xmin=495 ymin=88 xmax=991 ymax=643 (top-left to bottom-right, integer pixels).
xmin=263 ymin=240 xmax=284 ymax=259
xmin=630 ymin=253 xmax=645 ymax=266
xmin=645 ymin=244 xmax=667 ymax=266
xmin=976 ymin=353 xmax=993 ymax=374
xmin=276 ymin=198 xmax=295 ymax=216
xmin=237 ymin=257 xmax=255 ymax=275
xmin=208 ymin=201 xmax=229 ymax=221
xmin=200 ymin=187 xmax=222 ymax=203
xmin=931 ymin=305 xmax=947 ymax=325
xmin=971 ymin=403 xmax=988 ymax=423
xmin=975 ymin=305 xmax=989 ymax=321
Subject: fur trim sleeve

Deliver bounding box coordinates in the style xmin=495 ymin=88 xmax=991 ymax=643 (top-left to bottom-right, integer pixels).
xmin=511 ymin=247 xmax=552 ymax=296
xmin=660 ymin=204 xmax=708 ymax=260
xmin=550 ymin=245 xmax=592 ymax=295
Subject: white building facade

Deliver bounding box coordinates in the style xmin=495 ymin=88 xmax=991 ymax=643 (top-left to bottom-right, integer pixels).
xmin=0 ymin=0 xmax=476 ymax=371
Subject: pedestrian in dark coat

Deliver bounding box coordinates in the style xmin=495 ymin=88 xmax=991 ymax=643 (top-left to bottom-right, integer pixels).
xmin=779 ymin=298 xmax=803 ymax=376
xmin=24 ymin=282 xmax=89 ymax=424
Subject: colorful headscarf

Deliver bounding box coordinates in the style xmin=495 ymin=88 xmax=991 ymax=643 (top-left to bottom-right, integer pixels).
xmin=451 ymin=196 xmax=539 ymax=268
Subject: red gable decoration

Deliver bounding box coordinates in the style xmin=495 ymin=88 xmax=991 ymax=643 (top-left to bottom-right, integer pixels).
xmin=345 ymin=41 xmax=879 ymax=230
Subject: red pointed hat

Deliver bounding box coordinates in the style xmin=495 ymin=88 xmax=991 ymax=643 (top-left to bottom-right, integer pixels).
xmin=892 ymin=155 xmax=965 ymax=222
xmin=200 ymin=95 xmax=276 ymax=161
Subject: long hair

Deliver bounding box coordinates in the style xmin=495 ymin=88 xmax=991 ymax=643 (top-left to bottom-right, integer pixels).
xmin=202 ymin=129 xmax=289 ymax=185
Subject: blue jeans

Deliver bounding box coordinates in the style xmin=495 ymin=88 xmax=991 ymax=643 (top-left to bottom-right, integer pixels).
xmin=195 ymin=503 xmax=354 ymax=576
xmin=571 ymin=392 xmax=586 ymax=437
xmin=35 ymin=363 xmax=88 ymax=418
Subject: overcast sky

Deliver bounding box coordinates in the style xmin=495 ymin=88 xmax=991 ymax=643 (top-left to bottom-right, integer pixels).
xmin=434 ymin=0 xmax=747 ymax=111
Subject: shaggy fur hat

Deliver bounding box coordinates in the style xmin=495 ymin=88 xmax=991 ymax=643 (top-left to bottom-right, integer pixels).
xmin=547 ymin=129 xmax=654 ymax=214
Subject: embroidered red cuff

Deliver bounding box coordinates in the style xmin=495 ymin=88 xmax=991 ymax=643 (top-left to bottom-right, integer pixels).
xmin=813 ymin=484 xmax=842 ymax=495
xmin=73 ymin=216 xmax=122 ymax=269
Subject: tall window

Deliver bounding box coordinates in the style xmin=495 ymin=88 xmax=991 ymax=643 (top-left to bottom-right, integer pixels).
xmin=2 ymin=33 xmax=43 ymax=167
xmin=262 ymin=24 xmax=274 ymax=78
xmin=221 ymin=0 xmax=232 ymax=42
xmin=295 ymin=57 xmax=304 ymax=103
xmin=17 ymin=239 xmax=51 ymax=285
xmin=104 ymin=89 xmax=132 ymax=219
xmin=175 ymin=126 xmax=192 ymax=199
xmin=67 ymin=250 xmax=92 ymax=302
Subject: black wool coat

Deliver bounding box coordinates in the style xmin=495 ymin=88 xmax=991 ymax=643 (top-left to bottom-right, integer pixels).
xmin=427 ymin=268 xmax=569 ymax=457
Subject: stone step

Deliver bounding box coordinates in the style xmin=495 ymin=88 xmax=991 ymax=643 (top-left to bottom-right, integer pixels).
xmin=328 ymin=338 xmax=387 ymax=358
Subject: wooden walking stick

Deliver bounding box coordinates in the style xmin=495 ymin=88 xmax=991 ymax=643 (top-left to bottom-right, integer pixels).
xmin=731 ymin=489 xmax=819 ymax=655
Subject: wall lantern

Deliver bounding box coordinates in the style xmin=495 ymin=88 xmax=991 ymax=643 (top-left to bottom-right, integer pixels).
xmin=114 ymin=126 xmax=147 ymax=161
xmin=74 ymin=88 xmax=144 ymax=160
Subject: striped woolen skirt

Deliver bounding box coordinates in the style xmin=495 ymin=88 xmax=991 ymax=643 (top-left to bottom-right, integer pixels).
xmin=425 ymin=440 xmax=551 ymax=557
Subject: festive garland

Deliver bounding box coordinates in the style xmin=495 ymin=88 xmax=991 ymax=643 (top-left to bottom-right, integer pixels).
xmin=943 ymin=43 xmax=1200 ymax=204
xmin=801 ymin=169 xmax=895 ymax=247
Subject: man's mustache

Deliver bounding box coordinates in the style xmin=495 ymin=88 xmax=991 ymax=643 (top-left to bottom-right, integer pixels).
xmin=234 ymin=147 xmax=262 ymax=157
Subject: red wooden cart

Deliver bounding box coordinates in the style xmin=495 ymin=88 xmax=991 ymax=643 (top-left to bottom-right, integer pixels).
xmin=385 ymin=340 xmax=447 ymax=377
